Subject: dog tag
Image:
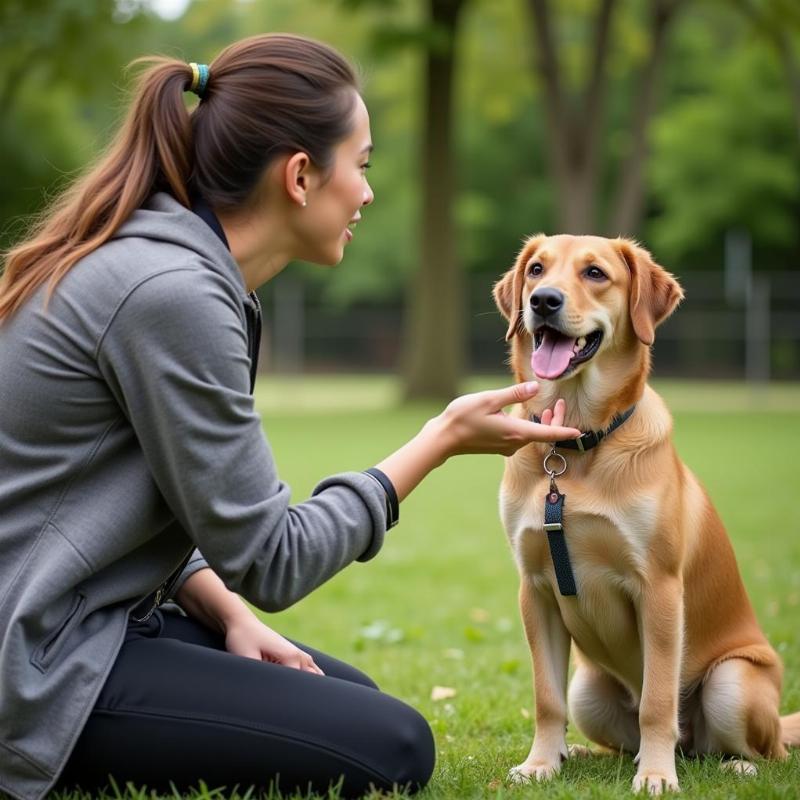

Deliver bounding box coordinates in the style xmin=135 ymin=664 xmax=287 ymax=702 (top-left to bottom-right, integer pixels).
xmin=544 ymin=489 xmax=577 ymax=596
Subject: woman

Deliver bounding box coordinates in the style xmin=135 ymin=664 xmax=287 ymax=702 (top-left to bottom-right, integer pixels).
xmin=0 ymin=34 xmax=578 ymax=800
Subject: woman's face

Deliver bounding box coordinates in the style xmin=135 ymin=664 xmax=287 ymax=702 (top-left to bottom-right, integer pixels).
xmin=296 ymin=93 xmax=374 ymax=266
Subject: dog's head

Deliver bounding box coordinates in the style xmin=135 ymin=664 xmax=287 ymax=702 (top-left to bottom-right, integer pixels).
xmin=494 ymin=234 xmax=683 ymax=384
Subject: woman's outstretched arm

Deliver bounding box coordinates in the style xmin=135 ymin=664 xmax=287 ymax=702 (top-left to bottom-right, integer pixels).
xmin=375 ymin=381 xmax=578 ymax=502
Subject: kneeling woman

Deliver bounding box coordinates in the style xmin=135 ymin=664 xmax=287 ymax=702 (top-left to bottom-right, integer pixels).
xmin=0 ymin=33 xmax=577 ymax=800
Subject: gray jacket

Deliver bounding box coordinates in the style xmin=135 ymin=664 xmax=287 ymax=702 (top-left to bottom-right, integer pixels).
xmin=0 ymin=193 xmax=388 ymax=800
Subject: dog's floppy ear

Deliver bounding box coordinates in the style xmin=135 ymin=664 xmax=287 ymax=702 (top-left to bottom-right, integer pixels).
xmin=615 ymin=238 xmax=684 ymax=346
xmin=493 ymin=234 xmax=546 ymax=342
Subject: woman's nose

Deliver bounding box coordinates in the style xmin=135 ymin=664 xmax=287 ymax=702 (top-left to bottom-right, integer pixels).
xmin=362 ymin=182 xmax=374 ymax=206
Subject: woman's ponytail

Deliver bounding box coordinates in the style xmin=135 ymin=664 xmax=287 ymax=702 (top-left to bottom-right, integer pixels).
xmin=0 ymin=58 xmax=195 ymax=320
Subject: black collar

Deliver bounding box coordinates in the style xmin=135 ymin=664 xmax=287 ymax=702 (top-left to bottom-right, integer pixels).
xmin=532 ymin=405 xmax=636 ymax=452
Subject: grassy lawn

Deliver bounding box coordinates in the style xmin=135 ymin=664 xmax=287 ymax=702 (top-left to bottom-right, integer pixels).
xmin=55 ymin=377 xmax=800 ymax=800
xmin=252 ymin=376 xmax=800 ymax=799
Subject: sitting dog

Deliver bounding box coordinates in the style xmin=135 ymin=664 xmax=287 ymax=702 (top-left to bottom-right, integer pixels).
xmin=493 ymin=234 xmax=799 ymax=794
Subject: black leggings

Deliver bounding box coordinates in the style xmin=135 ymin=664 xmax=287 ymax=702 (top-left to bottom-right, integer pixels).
xmin=57 ymin=609 xmax=435 ymax=797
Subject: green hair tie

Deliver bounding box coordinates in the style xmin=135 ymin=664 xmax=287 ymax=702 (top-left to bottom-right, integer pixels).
xmin=188 ymin=62 xmax=210 ymax=98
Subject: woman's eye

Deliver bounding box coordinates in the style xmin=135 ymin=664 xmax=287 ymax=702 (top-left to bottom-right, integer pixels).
xmin=361 ymin=162 xmax=371 ymax=172
xmin=528 ymin=262 xmax=543 ymax=277
xmin=586 ymin=265 xmax=607 ymax=281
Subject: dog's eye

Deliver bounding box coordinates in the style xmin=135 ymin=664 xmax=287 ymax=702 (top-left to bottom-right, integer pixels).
xmin=585 ymin=265 xmax=607 ymax=281
xmin=528 ymin=262 xmax=543 ymax=277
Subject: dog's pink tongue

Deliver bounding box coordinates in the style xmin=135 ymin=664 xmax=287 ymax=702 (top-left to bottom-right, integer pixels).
xmin=532 ymin=329 xmax=576 ymax=380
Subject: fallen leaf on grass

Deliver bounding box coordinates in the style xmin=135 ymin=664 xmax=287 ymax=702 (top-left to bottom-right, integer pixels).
xmin=520 ymin=707 xmax=530 ymax=719
xmin=431 ymin=685 xmax=457 ymax=701
xmin=470 ymin=607 xmax=491 ymax=623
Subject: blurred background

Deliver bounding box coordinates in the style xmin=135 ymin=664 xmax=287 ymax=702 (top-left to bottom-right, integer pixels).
xmin=2 ymin=0 xmax=799 ymax=399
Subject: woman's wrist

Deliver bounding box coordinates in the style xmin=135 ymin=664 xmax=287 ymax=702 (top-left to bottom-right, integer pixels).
xmin=175 ymin=567 xmax=254 ymax=634
xmin=419 ymin=413 xmax=457 ymax=467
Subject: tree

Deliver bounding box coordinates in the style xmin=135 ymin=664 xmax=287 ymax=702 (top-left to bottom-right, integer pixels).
xmin=524 ymin=0 xmax=684 ymax=236
xmin=729 ymin=0 xmax=800 ymax=144
xmin=338 ymin=0 xmax=468 ymax=399
xmin=403 ymin=0 xmax=467 ymax=399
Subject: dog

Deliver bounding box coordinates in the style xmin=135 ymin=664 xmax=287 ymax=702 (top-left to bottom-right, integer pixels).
xmin=492 ymin=234 xmax=800 ymax=794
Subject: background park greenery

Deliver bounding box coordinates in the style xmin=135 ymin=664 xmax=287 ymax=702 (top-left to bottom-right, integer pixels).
xmin=2 ymin=0 xmax=800 ymax=397
xmin=2 ymin=2 xmax=799 ymax=797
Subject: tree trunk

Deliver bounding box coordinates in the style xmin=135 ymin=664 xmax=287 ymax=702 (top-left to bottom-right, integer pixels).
xmin=527 ymin=0 xmax=617 ymax=233
xmin=525 ymin=0 xmax=687 ymax=236
xmin=402 ymin=0 xmax=465 ymax=400
xmin=609 ymin=0 xmax=682 ymax=236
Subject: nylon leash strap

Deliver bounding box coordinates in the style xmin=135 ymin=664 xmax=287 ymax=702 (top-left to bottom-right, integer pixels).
xmin=542 ymin=448 xmax=577 ymax=596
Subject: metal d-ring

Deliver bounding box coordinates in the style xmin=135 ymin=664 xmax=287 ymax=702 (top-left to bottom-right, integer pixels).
xmin=543 ymin=448 xmax=567 ymax=478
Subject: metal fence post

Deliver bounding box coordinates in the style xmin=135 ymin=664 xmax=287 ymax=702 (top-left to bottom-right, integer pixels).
xmin=745 ymin=275 xmax=771 ymax=384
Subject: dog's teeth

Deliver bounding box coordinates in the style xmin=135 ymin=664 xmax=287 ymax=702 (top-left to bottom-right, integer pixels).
xmin=577 ymin=336 xmax=587 ymax=350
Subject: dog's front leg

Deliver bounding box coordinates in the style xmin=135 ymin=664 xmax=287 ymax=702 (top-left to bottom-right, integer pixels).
xmin=510 ymin=575 xmax=571 ymax=783
xmin=634 ymin=576 xmax=683 ymax=794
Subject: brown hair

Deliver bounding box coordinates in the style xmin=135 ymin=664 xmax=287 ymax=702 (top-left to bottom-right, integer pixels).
xmin=0 ymin=34 xmax=359 ymax=321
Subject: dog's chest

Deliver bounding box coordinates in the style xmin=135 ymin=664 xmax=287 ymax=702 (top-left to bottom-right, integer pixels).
xmin=502 ymin=479 xmax=658 ymax=683
xmin=503 ymin=477 xmax=658 ymax=579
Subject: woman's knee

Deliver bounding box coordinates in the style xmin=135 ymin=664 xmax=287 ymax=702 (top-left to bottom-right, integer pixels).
xmin=368 ymin=702 xmax=436 ymax=794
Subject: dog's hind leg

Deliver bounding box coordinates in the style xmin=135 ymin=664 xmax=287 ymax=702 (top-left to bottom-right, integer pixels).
xmin=698 ymin=656 xmax=787 ymax=775
xmin=568 ymin=661 xmax=640 ymax=754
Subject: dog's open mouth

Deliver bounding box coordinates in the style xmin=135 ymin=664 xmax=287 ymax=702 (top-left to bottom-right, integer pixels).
xmin=532 ymin=326 xmax=603 ymax=380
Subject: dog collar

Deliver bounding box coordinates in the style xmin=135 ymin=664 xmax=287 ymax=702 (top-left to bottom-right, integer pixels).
xmin=532 ymin=405 xmax=636 ymax=452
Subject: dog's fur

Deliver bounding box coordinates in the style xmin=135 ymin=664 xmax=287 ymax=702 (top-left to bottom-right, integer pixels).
xmin=493 ymin=234 xmax=800 ymax=793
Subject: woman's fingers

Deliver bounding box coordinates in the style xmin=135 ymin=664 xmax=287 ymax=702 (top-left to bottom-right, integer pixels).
xmin=509 ymin=416 xmax=580 ymax=443
xmin=550 ymin=398 xmax=566 ymax=427
xmin=281 ymin=649 xmax=325 ymax=675
xmin=486 ymin=381 xmax=540 ymax=410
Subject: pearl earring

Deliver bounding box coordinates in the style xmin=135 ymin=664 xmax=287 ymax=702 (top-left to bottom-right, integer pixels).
xmin=301 ymin=200 xmax=307 ymax=208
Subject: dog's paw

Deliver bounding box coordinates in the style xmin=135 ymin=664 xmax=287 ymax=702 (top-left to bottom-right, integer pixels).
xmin=720 ymin=758 xmax=757 ymax=776
xmin=508 ymin=760 xmax=561 ymax=783
xmin=567 ymin=743 xmax=593 ymax=759
xmin=632 ymin=769 xmax=680 ymax=795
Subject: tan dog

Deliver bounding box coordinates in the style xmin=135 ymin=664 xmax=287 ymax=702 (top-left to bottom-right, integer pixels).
xmin=493 ymin=234 xmax=800 ymax=794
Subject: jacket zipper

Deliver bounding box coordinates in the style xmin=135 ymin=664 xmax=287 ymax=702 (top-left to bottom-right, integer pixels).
xmin=130 ymin=549 xmax=193 ymax=623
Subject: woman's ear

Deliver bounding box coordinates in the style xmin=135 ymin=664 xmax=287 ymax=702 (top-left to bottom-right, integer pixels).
xmin=614 ymin=238 xmax=684 ymax=346
xmin=283 ymin=152 xmax=313 ymax=207
xmin=493 ymin=234 xmax=546 ymax=342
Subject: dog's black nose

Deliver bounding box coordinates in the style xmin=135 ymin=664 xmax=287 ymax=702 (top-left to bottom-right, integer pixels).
xmin=531 ymin=287 xmax=564 ymax=317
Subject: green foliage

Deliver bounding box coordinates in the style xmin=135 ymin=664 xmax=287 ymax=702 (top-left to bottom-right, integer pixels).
xmin=0 ymin=0 xmax=152 ymax=247
xmin=648 ymin=13 xmax=800 ymax=268
xmin=2 ymin=0 xmax=799 ymax=290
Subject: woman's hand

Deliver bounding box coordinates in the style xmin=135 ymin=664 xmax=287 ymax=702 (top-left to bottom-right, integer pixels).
xmin=225 ymin=613 xmax=323 ymax=674
xmin=375 ymin=381 xmax=580 ymax=503
xmin=175 ymin=568 xmax=323 ymax=674
xmin=429 ymin=381 xmax=580 ymax=459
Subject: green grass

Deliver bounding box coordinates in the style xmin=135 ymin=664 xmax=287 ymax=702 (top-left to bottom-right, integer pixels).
xmin=54 ymin=377 xmax=800 ymax=800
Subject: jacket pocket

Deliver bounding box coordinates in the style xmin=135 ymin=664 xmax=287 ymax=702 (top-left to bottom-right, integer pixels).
xmin=30 ymin=592 xmax=86 ymax=673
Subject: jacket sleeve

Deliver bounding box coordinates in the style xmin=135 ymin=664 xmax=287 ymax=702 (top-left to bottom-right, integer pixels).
xmin=168 ymin=548 xmax=210 ymax=598
xmin=96 ymin=266 xmax=388 ymax=612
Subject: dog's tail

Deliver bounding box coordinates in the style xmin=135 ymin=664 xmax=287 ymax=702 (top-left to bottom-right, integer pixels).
xmin=781 ymin=712 xmax=800 ymax=747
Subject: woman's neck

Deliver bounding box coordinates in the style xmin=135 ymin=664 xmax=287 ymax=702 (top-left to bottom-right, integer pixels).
xmin=216 ymin=204 xmax=292 ymax=292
